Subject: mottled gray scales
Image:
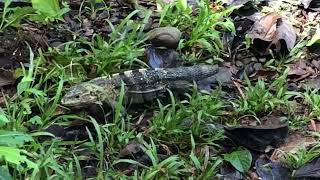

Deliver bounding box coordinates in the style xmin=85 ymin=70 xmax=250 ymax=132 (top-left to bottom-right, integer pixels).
xmin=110 ymin=70 xmax=142 ymax=86
xmin=88 ymin=77 xmax=110 ymax=86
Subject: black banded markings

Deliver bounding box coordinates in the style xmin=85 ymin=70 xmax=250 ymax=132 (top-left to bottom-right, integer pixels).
xmin=108 ymin=71 xmax=133 ymax=85
xmin=122 ymin=69 xmax=149 ymax=84
xmin=109 ymin=69 xmax=148 ymax=85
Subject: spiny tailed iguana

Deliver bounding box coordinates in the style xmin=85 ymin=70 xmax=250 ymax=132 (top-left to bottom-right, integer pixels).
xmin=61 ymin=65 xmax=219 ymax=108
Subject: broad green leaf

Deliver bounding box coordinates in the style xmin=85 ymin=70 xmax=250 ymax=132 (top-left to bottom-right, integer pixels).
xmin=0 ymin=166 xmax=12 ymax=180
xmin=196 ymin=38 xmax=214 ymax=52
xmin=224 ymin=147 xmax=252 ymax=173
xmin=176 ymin=0 xmax=188 ymax=10
xmin=0 ymin=146 xmax=38 ymax=170
xmin=25 ymin=88 xmax=46 ymax=97
xmin=0 ymin=130 xmax=33 ymax=147
xmin=0 ymin=112 xmax=9 ymax=126
xmin=5 ymin=7 xmax=35 ymax=28
xmin=17 ymin=77 xmax=33 ymax=95
xmin=31 ymin=0 xmax=69 ymax=22
xmin=32 ymin=0 xmax=60 ymax=17
xmin=29 ymin=115 xmax=42 ymax=125
xmin=21 ymin=99 xmax=32 ymax=115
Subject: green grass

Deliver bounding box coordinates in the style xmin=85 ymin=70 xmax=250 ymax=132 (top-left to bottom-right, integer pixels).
xmin=303 ymin=88 xmax=320 ymax=119
xmin=281 ymin=143 xmax=320 ymax=169
xmin=158 ymin=0 xmax=235 ymax=60
xmin=150 ymin=89 xmax=225 ymax=144
xmin=0 ymin=0 xmax=314 ymax=179
xmin=232 ymin=68 xmax=300 ymax=117
xmin=0 ymin=0 xmax=70 ymax=30
xmin=0 ymin=1 xmax=242 ymax=178
xmin=49 ymin=10 xmax=151 ymax=77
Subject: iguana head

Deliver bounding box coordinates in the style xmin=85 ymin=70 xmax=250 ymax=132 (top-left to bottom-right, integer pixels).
xmin=61 ymin=83 xmax=100 ymax=107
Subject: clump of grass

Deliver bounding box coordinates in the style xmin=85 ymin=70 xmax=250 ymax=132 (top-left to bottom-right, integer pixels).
xmin=281 ymin=144 xmax=320 ymax=169
xmin=0 ymin=0 xmax=70 ymax=30
xmin=110 ymin=135 xmax=186 ymax=179
xmin=111 ymin=133 xmax=223 ymax=179
xmin=158 ymin=0 xmax=235 ymax=58
xmin=3 ymin=48 xmax=66 ymax=130
xmin=303 ymin=88 xmax=320 ymax=119
xmin=184 ymin=134 xmax=223 ymax=178
xmin=150 ymin=88 xmax=225 ymax=144
xmin=0 ymin=47 xmax=82 ymax=179
xmin=49 ymin=10 xmax=151 ymax=77
xmin=232 ymin=68 xmax=299 ymax=116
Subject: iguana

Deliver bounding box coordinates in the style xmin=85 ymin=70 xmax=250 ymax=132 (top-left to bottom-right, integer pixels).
xmin=61 ymin=65 xmax=219 ymax=108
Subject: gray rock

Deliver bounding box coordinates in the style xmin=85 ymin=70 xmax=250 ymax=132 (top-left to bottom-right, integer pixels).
xmin=236 ymin=60 xmax=244 ymax=67
xmin=148 ymin=27 xmax=182 ymax=49
xmin=253 ymin=63 xmax=263 ymax=71
xmin=259 ymin=57 xmax=266 ymax=63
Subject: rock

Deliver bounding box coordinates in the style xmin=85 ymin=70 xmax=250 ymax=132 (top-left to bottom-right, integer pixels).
xmin=241 ymin=56 xmax=257 ymax=65
xmin=259 ymin=57 xmax=266 ymax=63
xmin=253 ymin=63 xmax=262 ymax=71
xmin=235 ymin=60 xmax=244 ymax=67
xmin=148 ymin=27 xmax=182 ymax=49
xmin=187 ymin=0 xmax=200 ymax=8
xmin=0 ymin=48 xmax=4 ymax=54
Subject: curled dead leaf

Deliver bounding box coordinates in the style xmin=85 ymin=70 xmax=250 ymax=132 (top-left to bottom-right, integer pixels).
xmin=224 ymin=115 xmax=288 ymax=152
xmin=247 ymin=12 xmax=296 ymax=54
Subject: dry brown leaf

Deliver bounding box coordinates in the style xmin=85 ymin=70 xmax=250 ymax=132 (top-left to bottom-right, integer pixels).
xmin=288 ymin=60 xmax=309 ymax=76
xmin=308 ymin=120 xmax=320 ymax=132
xmin=271 ymin=132 xmax=317 ymax=161
xmin=248 ymin=12 xmax=281 ymax=42
xmin=247 ymin=12 xmax=297 ymax=52
xmin=276 ymin=18 xmax=297 ymax=50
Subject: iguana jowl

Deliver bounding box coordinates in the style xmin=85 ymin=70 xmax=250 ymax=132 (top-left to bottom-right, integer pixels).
xmin=61 ymin=65 xmax=219 ymax=108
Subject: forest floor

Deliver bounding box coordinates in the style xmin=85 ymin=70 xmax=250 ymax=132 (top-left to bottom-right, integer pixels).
xmin=1 ymin=0 xmax=320 ymax=179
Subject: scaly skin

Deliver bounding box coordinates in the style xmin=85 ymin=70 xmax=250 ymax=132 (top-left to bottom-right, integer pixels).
xmin=61 ymin=65 xmax=219 ymax=108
